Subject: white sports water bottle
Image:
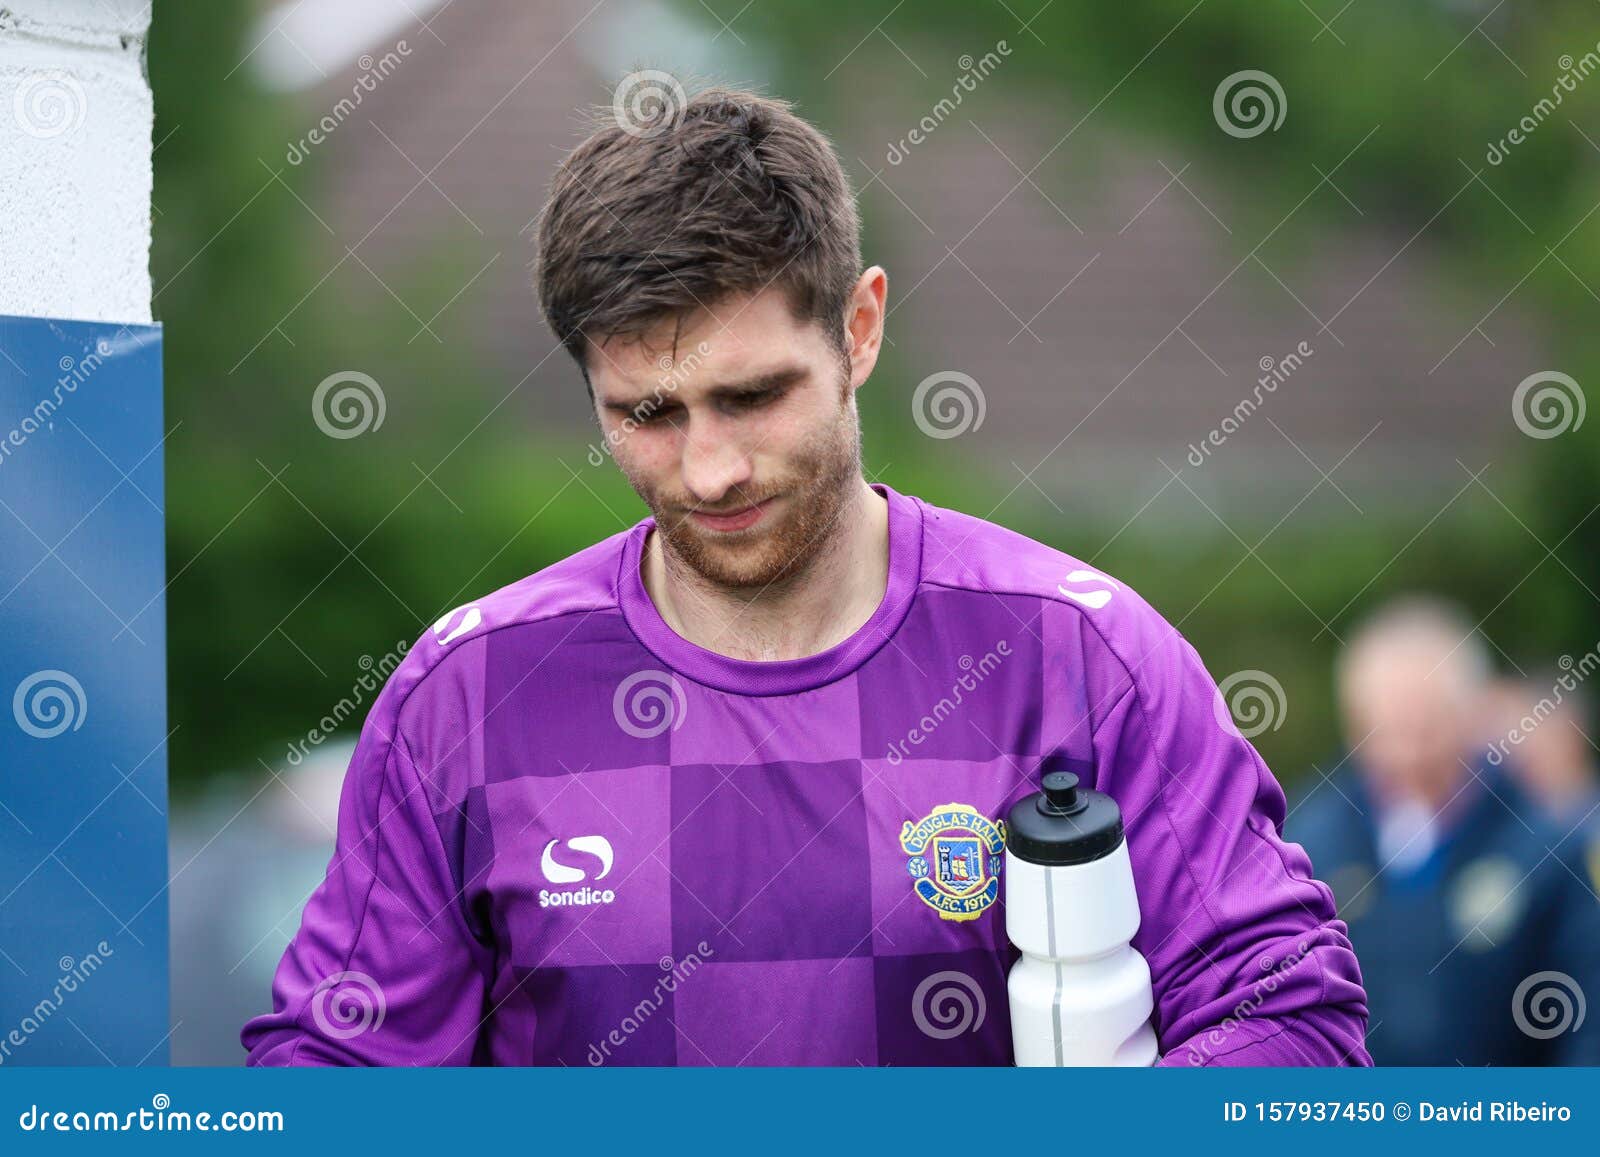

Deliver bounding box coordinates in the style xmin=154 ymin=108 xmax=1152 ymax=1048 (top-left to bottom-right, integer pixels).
xmin=1005 ymin=769 xmax=1159 ymax=1066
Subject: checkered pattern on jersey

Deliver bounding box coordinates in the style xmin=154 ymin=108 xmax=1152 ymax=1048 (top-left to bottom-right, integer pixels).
xmin=450 ymin=587 xmax=1096 ymax=1065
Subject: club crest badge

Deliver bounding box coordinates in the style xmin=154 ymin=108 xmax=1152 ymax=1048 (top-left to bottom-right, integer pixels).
xmin=900 ymin=803 xmax=1006 ymax=922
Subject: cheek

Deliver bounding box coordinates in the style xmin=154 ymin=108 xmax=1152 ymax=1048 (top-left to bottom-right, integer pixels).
xmin=767 ymin=395 xmax=840 ymax=454
xmin=610 ymin=426 xmax=676 ymax=477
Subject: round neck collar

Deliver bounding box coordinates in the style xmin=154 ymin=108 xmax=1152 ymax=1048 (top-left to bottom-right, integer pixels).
xmin=617 ymin=481 xmax=922 ymax=696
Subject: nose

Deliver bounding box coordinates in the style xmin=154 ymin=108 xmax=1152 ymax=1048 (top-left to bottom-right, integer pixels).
xmin=679 ymin=412 xmax=754 ymax=506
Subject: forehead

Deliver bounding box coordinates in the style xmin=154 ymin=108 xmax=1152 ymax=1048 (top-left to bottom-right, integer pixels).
xmin=587 ymin=285 xmax=820 ymax=396
xmin=1348 ymin=656 xmax=1466 ymax=717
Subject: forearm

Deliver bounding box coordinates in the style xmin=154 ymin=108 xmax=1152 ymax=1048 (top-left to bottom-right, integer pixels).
xmin=1077 ymin=598 xmax=1373 ymax=1069
xmin=1159 ymin=1007 xmax=1372 ymax=1067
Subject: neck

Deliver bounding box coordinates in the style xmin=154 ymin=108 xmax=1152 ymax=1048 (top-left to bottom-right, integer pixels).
xmin=643 ymin=479 xmax=889 ymax=662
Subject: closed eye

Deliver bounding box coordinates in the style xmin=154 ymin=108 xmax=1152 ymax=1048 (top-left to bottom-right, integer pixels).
xmin=725 ymin=387 xmax=781 ymax=412
xmin=619 ymin=401 xmax=680 ymax=425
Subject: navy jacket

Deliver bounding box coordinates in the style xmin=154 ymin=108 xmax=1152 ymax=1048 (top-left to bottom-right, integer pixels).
xmin=1288 ymin=757 xmax=1600 ymax=1065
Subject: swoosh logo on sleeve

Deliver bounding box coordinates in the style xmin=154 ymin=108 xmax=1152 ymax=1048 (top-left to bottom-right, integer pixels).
xmin=432 ymin=605 xmax=482 ymax=647
xmin=1057 ymin=569 xmax=1120 ymax=610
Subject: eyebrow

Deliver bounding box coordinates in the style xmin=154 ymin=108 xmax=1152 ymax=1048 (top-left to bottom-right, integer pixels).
xmin=599 ymin=365 xmax=809 ymax=414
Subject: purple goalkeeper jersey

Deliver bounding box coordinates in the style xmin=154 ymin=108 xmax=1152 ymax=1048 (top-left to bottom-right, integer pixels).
xmin=241 ymin=482 xmax=1370 ymax=1067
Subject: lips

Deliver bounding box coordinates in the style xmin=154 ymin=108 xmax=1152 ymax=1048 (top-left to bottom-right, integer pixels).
xmin=689 ymin=496 xmax=773 ymax=533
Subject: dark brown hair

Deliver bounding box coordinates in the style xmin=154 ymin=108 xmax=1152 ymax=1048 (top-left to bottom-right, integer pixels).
xmin=535 ymin=83 xmax=862 ymax=380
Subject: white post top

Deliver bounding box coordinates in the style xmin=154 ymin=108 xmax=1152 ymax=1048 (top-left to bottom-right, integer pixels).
xmin=0 ymin=0 xmax=154 ymax=325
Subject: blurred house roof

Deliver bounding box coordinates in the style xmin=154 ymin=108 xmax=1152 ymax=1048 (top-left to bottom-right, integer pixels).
xmin=253 ymin=0 xmax=1550 ymax=521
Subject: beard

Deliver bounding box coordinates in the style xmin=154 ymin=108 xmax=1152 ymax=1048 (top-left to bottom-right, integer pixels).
xmin=627 ymin=383 xmax=863 ymax=592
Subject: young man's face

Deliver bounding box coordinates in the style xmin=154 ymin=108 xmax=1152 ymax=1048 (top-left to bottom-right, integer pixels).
xmin=587 ymin=277 xmax=882 ymax=591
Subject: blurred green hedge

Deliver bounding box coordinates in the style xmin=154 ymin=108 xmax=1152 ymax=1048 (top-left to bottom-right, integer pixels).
xmin=151 ymin=0 xmax=1600 ymax=793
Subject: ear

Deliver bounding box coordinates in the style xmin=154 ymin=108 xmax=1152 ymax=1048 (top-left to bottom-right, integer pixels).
xmin=844 ymin=266 xmax=888 ymax=391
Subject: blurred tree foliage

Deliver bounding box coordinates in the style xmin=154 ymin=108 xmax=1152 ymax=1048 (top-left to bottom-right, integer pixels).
xmin=150 ymin=0 xmax=1600 ymax=793
xmin=149 ymin=0 xmax=646 ymax=791
xmin=729 ymin=0 xmax=1600 ymax=777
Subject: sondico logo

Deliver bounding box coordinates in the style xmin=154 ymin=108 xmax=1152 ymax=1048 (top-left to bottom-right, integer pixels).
xmin=539 ymin=835 xmax=617 ymax=908
xmin=1057 ymin=568 xmax=1119 ymax=611
xmin=432 ymin=604 xmax=482 ymax=647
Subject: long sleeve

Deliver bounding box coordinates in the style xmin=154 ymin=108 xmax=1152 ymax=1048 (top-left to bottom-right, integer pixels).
xmin=1081 ymin=602 xmax=1372 ymax=1067
xmin=1542 ymin=835 xmax=1600 ymax=1066
xmin=241 ymin=676 xmax=492 ymax=1066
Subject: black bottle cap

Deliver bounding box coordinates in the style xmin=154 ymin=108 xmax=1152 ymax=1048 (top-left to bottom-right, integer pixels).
xmin=1005 ymin=770 xmax=1125 ymax=866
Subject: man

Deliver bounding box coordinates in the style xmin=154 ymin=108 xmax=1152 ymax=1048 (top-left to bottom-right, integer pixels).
xmin=1485 ymin=671 xmax=1600 ymax=921
xmin=1289 ymin=596 xmax=1600 ymax=1065
xmin=242 ymin=86 xmax=1369 ymax=1066
xmin=1485 ymin=673 xmax=1600 ymax=835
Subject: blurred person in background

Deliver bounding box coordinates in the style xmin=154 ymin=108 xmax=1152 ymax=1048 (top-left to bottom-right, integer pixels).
xmin=1484 ymin=672 xmax=1600 ymax=904
xmin=170 ymin=743 xmax=349 ymax=1065
xmin=1484 ymin=673 xmax=1600 ymax=836
xmin=1289 ymin=595 xmax=1600 ymax=1065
